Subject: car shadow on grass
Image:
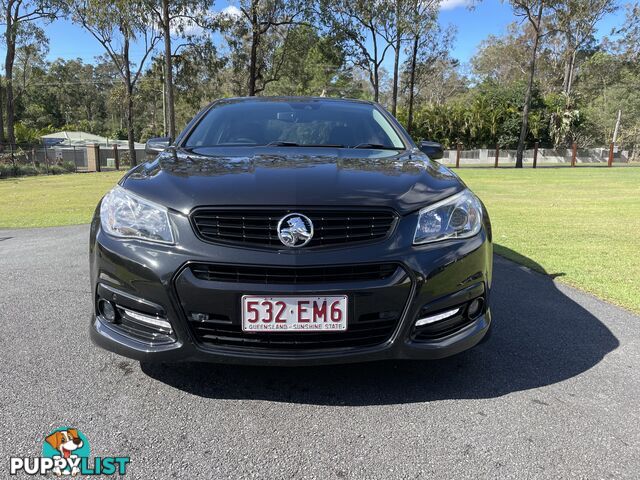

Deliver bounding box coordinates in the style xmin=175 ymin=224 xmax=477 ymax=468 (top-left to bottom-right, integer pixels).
xmin=141 ymin=250 xmax=619 ymax=405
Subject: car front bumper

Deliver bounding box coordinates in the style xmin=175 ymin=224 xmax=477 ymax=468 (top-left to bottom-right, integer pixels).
xmin=89 ymin=208 xmax=493 ymax=365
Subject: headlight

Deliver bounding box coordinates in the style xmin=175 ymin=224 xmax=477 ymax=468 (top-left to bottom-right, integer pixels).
xmin=414 ymin=189 xmax=483 ymax=244
xmin=100 ymin=186 xmax=174 ymax=244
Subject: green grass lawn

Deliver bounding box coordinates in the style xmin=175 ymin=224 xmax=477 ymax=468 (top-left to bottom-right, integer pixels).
xmin=0 ymin=171 xmax=124 ymax=228
xmin=457 ymin=167 xmax=640 ymax=314
xmin=1 ymin=167 xmax=639 ymax=313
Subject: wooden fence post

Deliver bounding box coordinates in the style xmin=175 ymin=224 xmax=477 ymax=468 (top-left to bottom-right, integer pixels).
xmin=494 ymin=145 xmax=499 ymax=168
xmin=455 ymin=143 xmax=461 ymax=168
xmin=571 ymin=142 xmax=577 ymax=167
xmin=113 ymin=144 xmax=120 ymax=170
xmin=608 ymin=142 xmax=614 ymax=167
xmin=533 ymin=142 xmax=538 ymax=169
xmin=86 ymin=144 xmax=101 ymax=172
xmin=43 ymin=143 xmax=50 ymax=174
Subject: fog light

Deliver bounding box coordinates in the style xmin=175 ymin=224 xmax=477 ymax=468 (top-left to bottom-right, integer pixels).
xmin=467 ymin=298 xmax=484 ymax=319
xmin=98 ymin=299 xmax=117 ymax=323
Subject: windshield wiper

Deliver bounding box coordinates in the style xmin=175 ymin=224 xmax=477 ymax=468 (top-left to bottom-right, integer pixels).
xmin=265 ymin=141 xmax=300 ymax=147
xmin=351 ymin=143 xmax=405 ymax=150
xmin=262 ymin=142 xmax=348 ymax=148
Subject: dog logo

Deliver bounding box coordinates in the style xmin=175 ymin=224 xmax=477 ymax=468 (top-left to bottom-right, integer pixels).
xmin=10 ymin=427 xmax=130 ymax=476
xmin=277 ymin=213 xmax=314 ymax=247
xmin=43 ymin=428 xmax=89 ymax=476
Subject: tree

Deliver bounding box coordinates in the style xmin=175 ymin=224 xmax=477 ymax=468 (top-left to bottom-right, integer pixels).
xmin=404 ymin=3 xmax=449 ymax=134
xmin=1 ymin=0 xmax=60 ymax=145
xmin=510 ymin=0 xmax=548 ymax=168
xmin=406 ymin=56 xmax=466 ymax=106
xmin=12 ymin=33 xmax=48 ymax=117
xmin=551 ymin=0 xmax=616 ymax=96
xmin=172 ymin=39 xmax=225 ymax=117
xmin=261 ymin=25 xmax=358 ymax=97
xmin=381 ymin=0 xmax=409 ymax=115
xmin=73 ymin=0 xmax=161 ymax=165
xmin=225 ymin=0 xmax=309 ymax=96
xmin=379 ymin=0 xmax=440 ymax=117
xmin=18 ymin=57 xmax=113 ymax=132
xmin=472 ymin=24 xmax=556 ymax=88
xmin=321 ymin=0 xmax=393 ymax=102
xmin=146 ymin=0 xmax=210 ymax=140
xmin=590 ymin=3 xmax=640 ymax=156
xmin=614 ymin=2 xmax=640 ymax=62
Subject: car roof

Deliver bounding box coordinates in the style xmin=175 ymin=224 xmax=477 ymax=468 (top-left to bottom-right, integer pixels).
xmin=207 ymin=96 xmax=377 ymax=108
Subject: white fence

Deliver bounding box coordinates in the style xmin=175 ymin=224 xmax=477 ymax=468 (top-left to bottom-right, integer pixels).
xmin=440 ymin=147 xmax=631 ymax=166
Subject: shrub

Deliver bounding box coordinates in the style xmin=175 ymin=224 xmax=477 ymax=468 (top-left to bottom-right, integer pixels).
xmin=0 ymin=160 xmax=81 ymax=177
xmin=0 ymin=163 xmax=48 ymax=177
xmin=14 ymin=122 xmax=42 ymax=144
xmin=0 ymin=164 xmax=15 ymax=178
xmin=48 ymin=165 xmax=67 ymax=175
xmin=61 ymin=161 xmax=76 ymax=172
xmin=15 ymin=165 xmax=40 ymax=176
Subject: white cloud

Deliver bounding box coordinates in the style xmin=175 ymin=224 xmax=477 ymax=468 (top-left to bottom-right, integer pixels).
xmin=171 ymin=5 xmax=241 ymax=37
xmin=170 ymin=6 xmax=223 ymax=37
xmin=221 ymin=5 xmax=242 ymax=18
xmin=169 ymin=6 xmax=212 ymax=37
xmin=439 ymin=0 xmax=472 ymax=10
xmin=172 ymin=17 xmax=203 ymax=36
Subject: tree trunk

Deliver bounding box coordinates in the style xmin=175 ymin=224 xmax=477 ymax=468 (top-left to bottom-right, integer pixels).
xmin=612 ymin=109 xmax=621 ymax=143
xmin=391 ymin=35 xmax=401 ymax=116
xmin=248 ymin=31 xmax=258 ymax=95
xmin=0 ymin=79 xmax=5 ymax=144
xmin=162 ymin=0 xmax=175 ymax=139
xmin=406 ymin=35 xmax=419 ymax=136
xmin=566 ymin=49 xmax=576 ymax=96
xmin=372 ymin=30 xmax=379 ymax=102
xmin=561 ymin=32 xmax=572 ymax=94
xmin=562 ymin=50 xmax=576 ymax=96
xmin=373 ymin=66 xmax=379 ymax=103
xmin=126 ymin=82 xmax=136 ymax=166
xmin=248 ymin=1 xmax=259 ymax=96
xmin=516 ymin=3 xmax=543 ymax=168
xmin=123 ymin=38 xmax=136 ymax=166
xmin=4 ymin=9 xmax=16 ymax=145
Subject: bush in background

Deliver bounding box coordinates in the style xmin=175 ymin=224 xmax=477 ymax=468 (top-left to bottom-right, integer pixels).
xmin=0 ymin=158 xmax=76 ymax=179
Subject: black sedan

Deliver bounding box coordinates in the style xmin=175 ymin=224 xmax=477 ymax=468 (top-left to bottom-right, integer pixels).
xmin=90 ymin=97 xmax=492 ymax=365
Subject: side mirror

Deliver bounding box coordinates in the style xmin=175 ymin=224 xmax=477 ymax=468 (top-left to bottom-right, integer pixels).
xmin=418 ymin=140 xmax=444 ymax=160
xmin=145 ymin=136 xmax=172 ymax=155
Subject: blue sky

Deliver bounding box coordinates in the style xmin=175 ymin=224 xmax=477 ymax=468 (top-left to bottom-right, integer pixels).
xmin=438 ymin=0 xmax=625 ymax=61
xmin=1 ymin=0 xmax=627 ymax=71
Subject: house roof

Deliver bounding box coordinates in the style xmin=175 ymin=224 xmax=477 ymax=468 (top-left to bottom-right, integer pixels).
xmin=41 ymin=131 xmax=144 ymax=148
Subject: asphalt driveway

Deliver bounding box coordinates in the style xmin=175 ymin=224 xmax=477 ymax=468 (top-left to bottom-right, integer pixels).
xmin=1 ymin=225 xmax=638 ymax=479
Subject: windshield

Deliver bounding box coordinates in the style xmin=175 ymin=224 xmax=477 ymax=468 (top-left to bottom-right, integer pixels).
xmin=184 ymin=100 xmax=406 ymax=150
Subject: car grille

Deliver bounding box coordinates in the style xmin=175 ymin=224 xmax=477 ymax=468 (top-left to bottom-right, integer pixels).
xmin=189 ymin=263 xmax=399 ymax=284
xmin=176 ymin=262 xmax=411 ymax=351
xmin=190 ymin=311 xmax=401 ymax=350
xmin=190 ymin=208 xmax=396 ymax=248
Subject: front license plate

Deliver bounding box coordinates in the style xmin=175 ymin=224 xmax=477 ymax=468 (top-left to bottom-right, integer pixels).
xmin=241 ymin=296 xmax=348 ymax=332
